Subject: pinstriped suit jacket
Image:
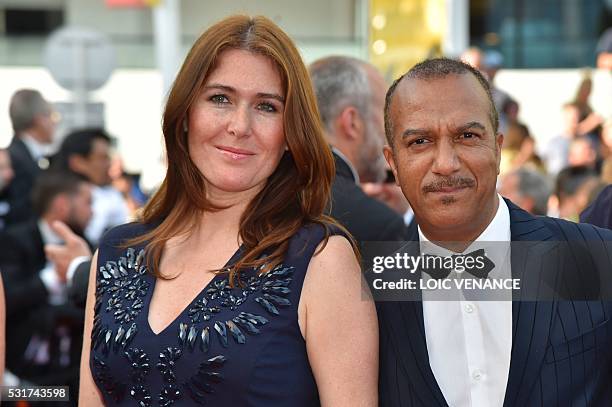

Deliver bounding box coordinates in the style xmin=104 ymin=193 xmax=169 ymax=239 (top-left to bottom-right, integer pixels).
xmin=378 ymin=199 xmax=612 ymax=407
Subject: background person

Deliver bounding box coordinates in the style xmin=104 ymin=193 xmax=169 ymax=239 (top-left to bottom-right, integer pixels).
xmin=0 ymin=148 xmax=15 ymax=231
xmin=79 ymin=15 xmax=377 ymax=407
xmin=5 ymin=89 xmax=56 ymax=227
xmin=309 ymin=55 xmax=409 ymax=244
xmin=51 ymin=128 xmax=129 ymax=245
xmin=0 ymin=171 xmax=92 ymax=400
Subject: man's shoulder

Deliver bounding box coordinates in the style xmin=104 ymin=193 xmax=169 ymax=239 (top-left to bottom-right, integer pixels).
xmin=533 ymin=215 xmax=612 ymax=241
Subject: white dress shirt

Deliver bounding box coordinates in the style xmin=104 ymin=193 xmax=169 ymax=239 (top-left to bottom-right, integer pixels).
xmin=420 ymin=195 xmax=512 ymax=407
xmin=85 ymin=185 xmax=129 ymax=245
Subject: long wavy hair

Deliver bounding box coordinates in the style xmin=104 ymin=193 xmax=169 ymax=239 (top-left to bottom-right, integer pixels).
xmin=129 ymin=15 xmax=350 ymax=284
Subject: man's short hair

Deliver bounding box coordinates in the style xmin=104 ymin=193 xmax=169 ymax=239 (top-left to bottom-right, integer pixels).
xmin=31 ymin=170 xmax=87 ymax=217
xmin=52 ymin=128 xmax=112 ymax=171
xmin=384 ymin=57 xmax=499 ymax=144
xmin=554 ymin=165 xmax=598 ymax=204
xmin=309 ymin=56 xmax=372 ymax=133
xmin=9 ymin=89 xmax=51 ymax=134
xmin=512 ymin=168 xmax=552 ymax=216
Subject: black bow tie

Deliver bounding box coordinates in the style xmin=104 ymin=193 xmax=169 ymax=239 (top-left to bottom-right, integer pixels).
xmin=420 ymin=248 xmax=495 ymax=280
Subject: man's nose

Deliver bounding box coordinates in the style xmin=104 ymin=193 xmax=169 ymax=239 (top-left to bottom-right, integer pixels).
xmin=431 ymin=140 xmax=461 ymax=175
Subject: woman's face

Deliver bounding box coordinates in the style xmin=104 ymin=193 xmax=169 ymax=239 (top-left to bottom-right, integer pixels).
xmin=188 ymin=49 xmax=286 ymax=198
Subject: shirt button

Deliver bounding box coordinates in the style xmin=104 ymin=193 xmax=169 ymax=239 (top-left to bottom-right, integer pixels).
xmin=464 ymin=303 xmax=475 ymax=314
xmin=472 ymin=369 xmax=484 ymax=381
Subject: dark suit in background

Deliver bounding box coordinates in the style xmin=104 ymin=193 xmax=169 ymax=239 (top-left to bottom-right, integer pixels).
xmin=581 ymin=184 xmax=612 ymax=230
xmin=6 ymin=137 xmax=41 ymax=226
xmin=330 ymin=152 xmax=409 ymax=244
xmin=0 ymin=220 xmax=83 ymax=393
xmin=378 ymin=200 xmax=612 ymax=407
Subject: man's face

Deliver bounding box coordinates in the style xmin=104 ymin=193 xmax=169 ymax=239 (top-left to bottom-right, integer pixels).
xmin=499 ymin=172 xmax=534 ymax=214
xmin=384 ymin=74 xmax=502 ymax=241
xmin=81 ymin=139 xmax=112 ymax=186
xmin=357 ymin=67 xmax=387 ymax=183
xmin=67 ymin=182 xmax=93 ymax=236
xmin=0 ymin=150 xmax=14 ymax=192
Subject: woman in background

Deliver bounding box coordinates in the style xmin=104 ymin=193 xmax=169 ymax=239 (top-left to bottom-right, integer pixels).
xmin=79 ymin=15 xmax=378 ymax=406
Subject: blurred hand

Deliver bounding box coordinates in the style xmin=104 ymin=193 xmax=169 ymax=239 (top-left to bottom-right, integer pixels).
xmin=45 ymin=221 xmax=92 ymax=283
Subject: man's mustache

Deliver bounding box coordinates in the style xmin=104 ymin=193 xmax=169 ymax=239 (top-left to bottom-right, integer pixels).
xmin=422 ymin=177 xmax=475 ymax=193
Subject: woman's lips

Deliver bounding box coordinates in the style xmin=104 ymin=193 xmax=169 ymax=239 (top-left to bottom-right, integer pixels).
xmin=216 ymin=146 xmax=255 ymax=159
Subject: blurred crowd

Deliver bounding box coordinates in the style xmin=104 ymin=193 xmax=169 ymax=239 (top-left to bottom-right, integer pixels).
xmin=0 ymin=44 xmax=610 ymax=402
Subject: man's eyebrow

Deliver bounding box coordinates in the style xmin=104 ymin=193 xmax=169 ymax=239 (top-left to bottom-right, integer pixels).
xmin=203 ymin=84 xmax=285 ymax=103
xmin=455 ymin=121 xmax=487 ymax=133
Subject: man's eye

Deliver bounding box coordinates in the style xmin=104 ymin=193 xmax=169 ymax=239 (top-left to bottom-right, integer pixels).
xmin=258 ymin=102 xmax=277 ymax=113
xmin=461 ymin=132 xmax=478 ymax=139
xmin=413 ymin=138 xmax=428 ymax=145
xmin=210 ymin=94 xmax=229 ymax=104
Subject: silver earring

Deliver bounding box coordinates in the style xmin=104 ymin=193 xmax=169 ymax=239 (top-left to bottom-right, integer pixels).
xmin=183 ymin=119 xmax=188 ymax=133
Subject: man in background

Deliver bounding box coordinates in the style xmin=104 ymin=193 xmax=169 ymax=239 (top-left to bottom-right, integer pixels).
xmin=51 ymin=128 xmax=129 ymax=245
xmin=0 ymin=171 xmax=91 ymax=396
xmin=309 ymin=56 xmax=408 ymax=244
xmin=0 ymin=148 xmax=15 ymax=231
xmin=499 ymin=168 xmax=551 ymax=216
xmin=5 ymin=89 xmax=56 ymax=226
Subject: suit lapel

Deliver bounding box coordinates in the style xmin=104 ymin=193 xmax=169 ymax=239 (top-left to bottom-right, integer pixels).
xmin=382 ymin=222 xmax=449 ymax=406
xmin=503 ymin=200 xmax=558 ymax=407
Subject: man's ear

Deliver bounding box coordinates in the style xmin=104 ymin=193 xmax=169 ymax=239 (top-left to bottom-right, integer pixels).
xmin=50 ymin=193 xmax=70 ymax=219
xmin=68 ymin=154 xmax=88 ymax=174
xmin=495 ymin=133 xmax=504 ymax=175
xmin=337 ymin=106 xmax=364 ymax=142
xmin=383 ymin=145 xmax=400 ymax=186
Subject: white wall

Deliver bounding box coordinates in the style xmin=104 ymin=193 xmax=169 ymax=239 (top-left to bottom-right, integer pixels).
xmin=494 ymin=69 xmax=612 ymax=149
xmin=61 ymin=0 xmax=355 ymax=40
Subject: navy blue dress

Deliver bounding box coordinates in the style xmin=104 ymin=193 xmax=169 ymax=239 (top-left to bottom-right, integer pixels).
xmin=90 ymin=222 xmax=329 ymax=406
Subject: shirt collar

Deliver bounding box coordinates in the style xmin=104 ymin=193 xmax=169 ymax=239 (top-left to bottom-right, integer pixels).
xmin=418 ymin=194 xmax=510 ymax=256
xmin=21 ymin=133 xmax=47 ymax=161
xmin=331 ymin=146 xmax=360 ymax=185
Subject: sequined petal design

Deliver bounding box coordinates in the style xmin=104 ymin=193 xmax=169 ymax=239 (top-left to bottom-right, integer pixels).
xmin=93 ymin=356 xmax=126 ymax=403
xmin=125 ymin=348 xmax=151 ymax=383
xmin=157 ymin=347 xmax=183 ymax=383
xmin=159 ymin=384 xmax=182 ymax=407
xmin=183 ymin=355 xmax=227 ymax=403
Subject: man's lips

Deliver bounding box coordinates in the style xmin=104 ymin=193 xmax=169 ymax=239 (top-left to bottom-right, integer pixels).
xmin=428 ymin=186 xmax=468 ymax=193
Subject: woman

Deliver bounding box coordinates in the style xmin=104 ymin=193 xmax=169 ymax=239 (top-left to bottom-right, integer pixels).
xmin=79 ymin=15 xmax=378 ymax=406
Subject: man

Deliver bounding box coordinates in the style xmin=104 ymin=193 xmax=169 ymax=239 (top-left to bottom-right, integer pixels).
xmin=51 ymin=128 xmax=129 ymax=245
xmin=0 ymin=171 xmax=92 ymax=394
xmin=5 ymin=89 xmax=56 ymax=226
xmin=541 ymin=102 xmax=581 ymax=176
xmin=309 ymin=56 xmax=408 ymax=243
xmin=378 ymin=58 xmax=612 ymax=406
xmin=0 ymin=148 xmax=15 ymax=231
xmin=499 ymin=168 xmax=551 ymax=216
xmin=581 ymin=184 xmax=612 ymax=229
xmin=554 ymin=165 xmax=600 ymax=221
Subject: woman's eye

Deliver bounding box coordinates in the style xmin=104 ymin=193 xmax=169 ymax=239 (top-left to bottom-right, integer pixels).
xmin=210 ymin=94 xmax=229 ymax=104
xmin=258 ymin=102 xmax=277 ymax=113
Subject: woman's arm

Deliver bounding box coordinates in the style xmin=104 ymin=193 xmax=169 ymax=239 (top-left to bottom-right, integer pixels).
xmin=299 ymin=235 xmax=378 ymax=407
xmin=79 ymin=251 xmax=105 ymax=406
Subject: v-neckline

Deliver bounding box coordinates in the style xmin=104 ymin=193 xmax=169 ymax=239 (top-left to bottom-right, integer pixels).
xmin=145 ymin=244 xmax=244 ymax=337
